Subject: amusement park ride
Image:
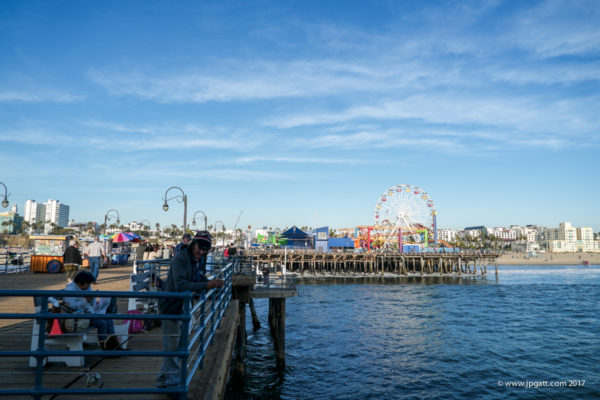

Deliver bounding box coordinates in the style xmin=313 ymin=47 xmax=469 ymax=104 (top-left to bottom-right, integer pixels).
xmin=354 ymin=184 xmax=443 ymax=251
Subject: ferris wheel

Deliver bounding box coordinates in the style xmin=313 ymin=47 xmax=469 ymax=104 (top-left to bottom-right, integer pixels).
xmin=374 ymin=184 xmax=435 ymax=231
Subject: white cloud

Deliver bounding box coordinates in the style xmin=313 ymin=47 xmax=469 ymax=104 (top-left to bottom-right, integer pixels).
xmin=231 ymin=155 xmax=361 ymax=165
xmin=0 ymin=90 xmax=83 ymax=103
xmin=506 ymin=0 xmax=600 ymax=58
xmin=263 ymin=94 xmax=600 ymax=146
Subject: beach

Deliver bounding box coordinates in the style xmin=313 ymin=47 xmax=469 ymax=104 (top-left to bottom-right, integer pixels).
xmin=496 ymin=252 xmax=600 ymax=265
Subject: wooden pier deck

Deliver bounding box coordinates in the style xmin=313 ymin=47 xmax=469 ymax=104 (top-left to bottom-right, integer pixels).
xmin=0 ymin=265 xmax=238 ymax=400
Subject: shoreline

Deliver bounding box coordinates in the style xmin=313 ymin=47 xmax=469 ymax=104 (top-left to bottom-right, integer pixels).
xmin=496 ymin=253 xmax=600 ymax=266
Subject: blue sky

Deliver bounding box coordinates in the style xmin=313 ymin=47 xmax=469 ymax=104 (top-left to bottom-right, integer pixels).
xmin=1 ymin=0 xmax=599 ymax=231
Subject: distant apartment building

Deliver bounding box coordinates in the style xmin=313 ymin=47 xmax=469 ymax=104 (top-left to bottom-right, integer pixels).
xmin=464 ymin=226 xmax=487 ymax=237
xmin=24 ymin=200 xmax=46 ymax=226
xmin=0 ymin=205 xmax=24 ymax=234
xmin=437 ymin=229 xmax=457 ymax=242
xmin=489 ymin=227 xmax=518 ymax=241
xmin=544 ymin=222 xmax=599 ymax=252
xmin=45 ymin=200 xmax=69 ymax=228
xmin=24 ymin=199 xmax=70 ymax=232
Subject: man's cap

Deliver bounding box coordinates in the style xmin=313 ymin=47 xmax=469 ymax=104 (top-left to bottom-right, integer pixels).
xmin=192 ymin=230 xmax=212 ymax=250
xmin=182 ymin=233 xmax=192 ymax=240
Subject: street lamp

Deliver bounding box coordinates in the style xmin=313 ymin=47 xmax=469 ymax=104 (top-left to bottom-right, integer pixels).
xmin=192 ymin=210 xmax=208 ymax=230
xmin=104 ymin=209 xmax=121 ymax=234
xmin=162 ymin=186 xmax=188 ymax=233
xmin=140 ymin=219 xmax=151 ymax=236
xmin=0 ymin=182 xmax=9 ymax=208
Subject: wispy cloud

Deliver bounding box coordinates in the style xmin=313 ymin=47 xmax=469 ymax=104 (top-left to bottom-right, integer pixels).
xmin=0 ymin=90 xmax=83 ymax=103
xmin=506 ymin=0 xmax=600 ymax=58
xmin=263 ymin=93 xmax=600 ymax=147
xmin=80 ymin=120 xmax=263 ymax=151
xmin=87 ymin=60 xmax=403 ymax=103
xmin=231 ymin=155 xmax=361 ymax=165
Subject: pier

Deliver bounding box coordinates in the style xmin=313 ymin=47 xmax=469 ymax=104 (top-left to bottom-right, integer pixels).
xmin=248 ymin=250 xmax=500 ymax=277
xmin=0 ymin=258 xmax=297 ymax=400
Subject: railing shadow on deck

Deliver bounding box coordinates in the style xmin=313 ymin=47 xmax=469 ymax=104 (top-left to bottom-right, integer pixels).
xmin=0 ymin=261 xmax=233 ymax=400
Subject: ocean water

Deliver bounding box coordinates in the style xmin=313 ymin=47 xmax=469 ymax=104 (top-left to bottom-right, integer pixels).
xmin=226 ymin=265 xmax=600 ymax=399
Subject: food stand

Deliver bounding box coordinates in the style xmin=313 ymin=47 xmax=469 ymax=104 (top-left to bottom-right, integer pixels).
xmin=30 ymin=235 xmax=74 ymax=273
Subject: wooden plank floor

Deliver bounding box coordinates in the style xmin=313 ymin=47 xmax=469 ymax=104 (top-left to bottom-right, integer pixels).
xmin=0 ymin=264 xmax=238 ymax=400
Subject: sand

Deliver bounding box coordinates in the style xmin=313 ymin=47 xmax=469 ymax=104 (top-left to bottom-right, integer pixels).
xmin=496 ymin=252 xmax=600 ymax=265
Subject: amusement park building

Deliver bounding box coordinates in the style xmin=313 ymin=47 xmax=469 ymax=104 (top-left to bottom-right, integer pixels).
xmin=281 ymin=226 xmax=312 ymax=249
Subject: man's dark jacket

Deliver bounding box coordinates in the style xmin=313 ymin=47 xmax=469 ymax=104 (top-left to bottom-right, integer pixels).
xmin=63 ymin=245 xmax=82 ymax=265
xmin=159 ymin=247 xmax=209 ymax=315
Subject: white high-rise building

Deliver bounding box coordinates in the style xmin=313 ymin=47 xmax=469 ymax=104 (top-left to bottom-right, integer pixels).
xmin=44 ymin=199 xmax=70 ymax=228
xmin=24 ymin=200 xmax=45 ymax=225
xmin=24 ymin=199 xmax=69 ymax=232
xmin=545 ymin=222 xmax=598 ymax=252
xmin=437 ymin=229 xmax=457 ymax=242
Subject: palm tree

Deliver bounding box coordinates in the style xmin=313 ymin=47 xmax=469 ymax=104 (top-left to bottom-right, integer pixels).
xmin=20 ymin=221 xmax=30 ymax=236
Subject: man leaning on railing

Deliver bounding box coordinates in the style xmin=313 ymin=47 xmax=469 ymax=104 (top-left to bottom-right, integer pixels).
xmin=156 ymin=231 xmax=224 ymax=399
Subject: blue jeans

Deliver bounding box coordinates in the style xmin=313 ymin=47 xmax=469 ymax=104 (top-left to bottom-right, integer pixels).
xmin=156 ymin=319 xmax=182 ymax=388
xmin=92 ymin=318 xmax=115 ymax=341
xmin=89 ymin=257 xmax=101 ymax=280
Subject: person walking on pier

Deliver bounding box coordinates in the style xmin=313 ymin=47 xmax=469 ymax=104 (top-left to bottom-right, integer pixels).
xmin=174 ymin=233 xmax=191 ymax=256
xmin=156 ymin=231 xmax=224 ymax=396
xmin=262 ymin=264 xmax=270 ymax=287
xmin=135 ymin=241 xmax=146 ymax=262
xmin=84 ymin=236 xmax=107 ymax=280
xmin=63 ymin=240 xmax=82 ymax=281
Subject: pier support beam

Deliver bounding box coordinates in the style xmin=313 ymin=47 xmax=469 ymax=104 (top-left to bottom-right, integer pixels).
xmin=248 ymin=298 xmax=261 ymax=331
xmin=268 ymin=298 xmax=286 ymax=369
xmin=233 ymin=300 xmax=247 ymax=377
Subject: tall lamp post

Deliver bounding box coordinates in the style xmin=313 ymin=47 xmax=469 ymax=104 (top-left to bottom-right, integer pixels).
xmin=140 ymin=219 xmax=151 ymax=237
xmin=162 ymin=186 xmax=188 ymax=233
xmin=0 ymin=181 xmax=9 ymax=208
xmin=192 ymin=210 xmax=208 ymax=230
xmin=214 ymin=220 xmax=225 ymax=247
xmin=103 ymin=209 xmax=121 ymax=235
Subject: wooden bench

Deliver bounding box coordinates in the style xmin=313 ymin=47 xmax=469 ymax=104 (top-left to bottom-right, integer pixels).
xmin=29 ymin=297 xmax=98 ymax=367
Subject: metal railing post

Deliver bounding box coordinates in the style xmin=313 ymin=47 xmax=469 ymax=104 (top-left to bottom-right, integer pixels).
xmin=33 ymin=295 xmax=48 ymax=400
xmin=179 ymin=295 xmax=191 ymax=400
xmin=200 ymin=292 xmax=206 ymax=369
xmin=210 ymin=287 xmax=216 ymax=339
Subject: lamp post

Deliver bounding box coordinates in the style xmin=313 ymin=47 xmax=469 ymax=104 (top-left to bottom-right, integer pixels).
xmin=140 ymin=219 xmax=151 ymax=237
xmin=214 ymin=220 xmax=225 ymax=247
xmin=162 ymin=186 xmax=188 ymax=233
xmin=103 ymin=209 xmax=121 ymax=235
xmin=0 ymin=182 xmax=9 ymax=208
xmin=192 ymin=210 xmax=208 ymax=230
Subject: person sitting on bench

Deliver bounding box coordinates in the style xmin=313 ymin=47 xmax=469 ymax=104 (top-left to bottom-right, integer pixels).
xmin=64 ymin=271 xmax=118 ymax=350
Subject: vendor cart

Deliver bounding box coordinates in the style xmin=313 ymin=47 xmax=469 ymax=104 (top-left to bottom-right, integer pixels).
xmin=29 ymin=235 xmax=74 ymax=273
